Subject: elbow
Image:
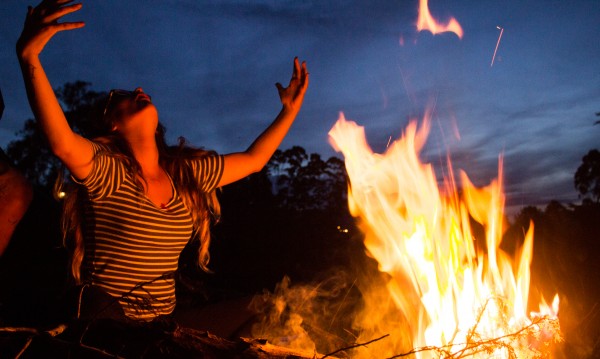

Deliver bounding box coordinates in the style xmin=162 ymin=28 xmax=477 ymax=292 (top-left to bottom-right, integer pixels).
xmin=51 ymin=146 xmax=70 ymax=163
xmin=243 ymin=151 xmax=269 ymax=175
xmin=43 ymin=132 xmax=81 ymax=163
xmin=252 ymin=153 xmax=273 ymax=174
xmin=52 ymin=147 xmax=83 ymax=172
xmin=51 ymin=141 xmax=79 ymax=164
xmin=248 ymin=161 xmax=265 ymax=175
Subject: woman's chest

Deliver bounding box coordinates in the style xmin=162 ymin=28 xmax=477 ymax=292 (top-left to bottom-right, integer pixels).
xmin=90 ymin=179 xmax=194 ymax=239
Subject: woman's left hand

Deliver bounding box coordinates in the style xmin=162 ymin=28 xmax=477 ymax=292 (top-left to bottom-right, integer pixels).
xmin=276 ymin=57 xmax=309 ymax=113
xmin=219 ymin=57 xmax=309 ymax=187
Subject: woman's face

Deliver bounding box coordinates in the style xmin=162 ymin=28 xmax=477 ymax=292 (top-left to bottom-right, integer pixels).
xmin=105 ymin=88 xmax=158 ymax=136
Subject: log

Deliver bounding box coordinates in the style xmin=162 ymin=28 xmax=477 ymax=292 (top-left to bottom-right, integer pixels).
xmin=0 ymin=320 xmax=339 ymax=358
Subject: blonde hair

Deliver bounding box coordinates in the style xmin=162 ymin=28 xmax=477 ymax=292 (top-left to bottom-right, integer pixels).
xmin=60 ymin=125 xmax=220 ymax=283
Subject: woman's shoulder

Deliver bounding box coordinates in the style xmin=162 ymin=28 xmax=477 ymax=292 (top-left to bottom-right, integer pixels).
xmin=89 ymin=137 xmax=120 ymax=155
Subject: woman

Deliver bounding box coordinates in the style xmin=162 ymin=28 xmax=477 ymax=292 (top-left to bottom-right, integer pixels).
xmin=16 ymin=0 xmax=308 ymax=322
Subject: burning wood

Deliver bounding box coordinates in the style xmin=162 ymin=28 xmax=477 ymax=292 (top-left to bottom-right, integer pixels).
xmin=0 ymin=320 xmax=339 ymax=358
xmin=387 ymin=305 xmax=561 ymax=358
xmin=316 ymin=311 xmax=559 ymax=359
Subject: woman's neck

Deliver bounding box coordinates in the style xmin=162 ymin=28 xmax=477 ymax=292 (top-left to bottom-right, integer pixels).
xmin=128 ymin=137 xmax=162 ymax=177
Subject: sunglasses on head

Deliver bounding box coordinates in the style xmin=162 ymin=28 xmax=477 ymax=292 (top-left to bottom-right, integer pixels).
xmin=103 ymin=89 xmax=151 ymax=118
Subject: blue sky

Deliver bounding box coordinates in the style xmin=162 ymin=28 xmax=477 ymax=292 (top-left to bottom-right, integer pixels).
xmin=0 ymin=0 xmax=599 ymax=212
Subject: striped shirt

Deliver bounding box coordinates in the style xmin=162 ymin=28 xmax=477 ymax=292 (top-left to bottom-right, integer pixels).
xmin=75 ymin=142 xmax=223 ymax=321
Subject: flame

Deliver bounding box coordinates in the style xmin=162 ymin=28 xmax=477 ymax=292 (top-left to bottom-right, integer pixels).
xmin=416 ymin=0 xmax=463 ymax=39
xmin=328 ymin=112 xmax=560 ymax=358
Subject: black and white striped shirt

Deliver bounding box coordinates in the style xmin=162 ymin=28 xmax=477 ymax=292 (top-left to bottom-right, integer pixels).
xmin=75 ymin=142 xmax=223 ymax=320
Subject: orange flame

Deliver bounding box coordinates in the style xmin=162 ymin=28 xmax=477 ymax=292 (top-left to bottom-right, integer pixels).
xmin=329 ymin=112 xmax=560 ymax=358
xmin=416 ymin=0 xmax=464 ymax=39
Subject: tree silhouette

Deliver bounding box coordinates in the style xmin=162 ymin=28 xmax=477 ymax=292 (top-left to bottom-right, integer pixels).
xmin=574 ymin=149 xmax=600 ymax=203
xmin=267 ymin=146 xmax=347 ymax=211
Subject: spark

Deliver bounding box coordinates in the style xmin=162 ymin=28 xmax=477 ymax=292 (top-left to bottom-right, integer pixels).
xmin=386 ymin=136 xmax=393 ymax=148
xmin=491 ymin=26 xmax=504 ymax=67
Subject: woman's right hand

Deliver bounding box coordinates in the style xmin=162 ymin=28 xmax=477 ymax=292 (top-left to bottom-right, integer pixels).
xmin=16 ymin=1 xmax=93 ymax=180
xmin=16 ymin=0 xmax=84 ymax=61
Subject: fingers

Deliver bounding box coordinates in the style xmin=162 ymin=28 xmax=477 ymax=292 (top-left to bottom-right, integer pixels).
xmin=41 ymin=0 xmax=78 ymax=6
xmin=30 ymin=1 xmax=83 ymax=25
xmin=289 ymin=57 xmax=309 ymax=87
xmin=275 ymin=82 xmax=284 ymax=94
xmin=17 ymin=0 xmax=84 ymax=59
xmin=54 ymin=21 xmax=85 ymax=32
xmin=295 ymin=58 xmax=308 ymax=80
xmin=300 ymin=61 xmax=309 ymax=90
xmin=292 ymin=57 xmax=300 ymax=80
xmin=45 ymin=3 xmax=82 ymax=23
xmin=277 ymin=58 xmax=308 ymax=95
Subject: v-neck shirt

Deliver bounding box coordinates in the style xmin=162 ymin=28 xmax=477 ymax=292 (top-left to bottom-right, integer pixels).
xmin=74 ymin=141 xmax=223 ymax=321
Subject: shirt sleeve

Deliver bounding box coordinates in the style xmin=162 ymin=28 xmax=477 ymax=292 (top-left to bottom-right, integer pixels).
xmin=71 ymin=141 xmax=125 ymax=200
xmin=188 ymin=154 xmax=224 ymax=193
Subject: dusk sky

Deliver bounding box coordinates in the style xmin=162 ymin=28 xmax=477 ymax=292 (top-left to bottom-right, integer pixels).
xmin=0 ymin=0 xmax=598 ymax=213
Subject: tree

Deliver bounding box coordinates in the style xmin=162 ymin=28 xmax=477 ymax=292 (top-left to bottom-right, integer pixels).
xmin=574 ymin=149 xmax=600 ymax=203
xmin=5 ymin=81 xmax=106 ymax=189
xmin=267 ymin=146 xmax=347 ymax=211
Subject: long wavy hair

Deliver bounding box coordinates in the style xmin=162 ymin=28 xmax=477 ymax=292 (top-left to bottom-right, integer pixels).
xmin=59 ymin=95 xmax=220 ymax=283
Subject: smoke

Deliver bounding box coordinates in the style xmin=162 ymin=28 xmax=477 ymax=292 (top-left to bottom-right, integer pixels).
xmin=248 ymin=271 xmax=361 ymax=355
xmin=247 ymin=254 xmax=417 ymax=357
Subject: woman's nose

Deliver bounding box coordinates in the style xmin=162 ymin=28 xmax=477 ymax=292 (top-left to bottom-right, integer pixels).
xmin=134 ymin=87 xmax=144 ymax=94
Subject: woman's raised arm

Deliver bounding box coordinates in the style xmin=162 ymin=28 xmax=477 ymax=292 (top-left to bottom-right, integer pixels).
xmin=17 ymin=0 xmax=93 ymax=180
xmin=218 ymin=57 xmax=309 ymax=187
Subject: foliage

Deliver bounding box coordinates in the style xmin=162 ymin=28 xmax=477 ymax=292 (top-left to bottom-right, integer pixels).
xmin=574 ymin=149 xmax=600 ymax=203
xmin=268 ymin=146 xmax=347 ymax=212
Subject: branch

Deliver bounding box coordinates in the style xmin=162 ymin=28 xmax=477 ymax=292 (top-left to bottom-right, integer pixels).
xmin=0 ymin=327 xmax=38 ymax=334
xmin=320 ymin=334 xmax=390 ymax=359
xmin=14 ymin=337 xmax=33 ymax=359
xmin=387 ymin=316 xmax=560 ymax=359
xmin=0 ymin=324 xmax=68 ymax=336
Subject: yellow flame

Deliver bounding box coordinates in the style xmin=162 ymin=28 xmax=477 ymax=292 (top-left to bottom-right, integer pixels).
xmin=416 ymin=0 xmax=464 ymax=39
xmin=329 ymin=112 xmax=559 ymax=358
